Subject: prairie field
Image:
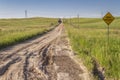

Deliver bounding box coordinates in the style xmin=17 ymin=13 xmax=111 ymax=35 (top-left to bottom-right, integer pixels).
xmin=0 ymin=17 xmax=120 ymax=79
xmin=65 ymin=17 xmax=120 ymax=79
xmin=0 ymin=18 xmax=57 ymax=49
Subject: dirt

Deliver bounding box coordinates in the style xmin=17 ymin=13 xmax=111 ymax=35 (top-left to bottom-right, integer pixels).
xmin=0 ymin=24 xmax=91 ymax=80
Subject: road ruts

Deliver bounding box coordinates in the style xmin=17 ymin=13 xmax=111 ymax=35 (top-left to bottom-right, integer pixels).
xmin=0 ymin=23 xmax=90 ymax=80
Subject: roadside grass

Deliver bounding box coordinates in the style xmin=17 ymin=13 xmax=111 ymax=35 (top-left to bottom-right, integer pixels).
xmin=64 ymin=17 xmax=120 ymax=79
xmin=0 ymin=18 xmax=57 ymax=49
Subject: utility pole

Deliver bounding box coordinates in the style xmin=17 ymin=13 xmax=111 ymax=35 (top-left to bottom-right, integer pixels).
xmin=25 ymin=10 xmax=27 ymax=18
xmin=63 ymin=17 xmax=64 ymax=23
xmin=70 ymin=16 xmax=71 ymax=24
xmin=77 ymin=14 xmax=79 ymax=27
xmin=101 ymin=12 xmax=103 ymax=18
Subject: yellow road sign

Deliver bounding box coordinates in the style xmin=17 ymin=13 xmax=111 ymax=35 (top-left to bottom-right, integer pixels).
xmin=103 ymin=12 xmax=115 ymax=25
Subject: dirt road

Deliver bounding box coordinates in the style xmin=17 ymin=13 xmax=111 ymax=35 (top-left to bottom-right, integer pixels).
xmin=0 ymin=24 xmax=90 ymax=80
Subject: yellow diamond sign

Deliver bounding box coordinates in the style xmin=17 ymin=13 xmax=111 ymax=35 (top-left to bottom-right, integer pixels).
xmin=103 ymin=12 xmax=115 ymax=25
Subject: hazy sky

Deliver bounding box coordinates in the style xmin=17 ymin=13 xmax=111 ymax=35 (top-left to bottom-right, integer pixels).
xmin=0 ymin=0 xmax=120 ymax=18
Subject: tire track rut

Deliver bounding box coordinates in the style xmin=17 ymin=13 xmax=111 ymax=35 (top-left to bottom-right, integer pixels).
xmin=0 ymin=24 xmax=90 ymax=80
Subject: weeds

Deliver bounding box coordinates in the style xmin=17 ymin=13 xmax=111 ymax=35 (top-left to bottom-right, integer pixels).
xmin=65 ymin=17 xmax=120 ymax=79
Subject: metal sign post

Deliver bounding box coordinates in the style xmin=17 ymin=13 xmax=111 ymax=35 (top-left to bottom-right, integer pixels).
xmin=103 ymin=12 xmax=115 ymax=54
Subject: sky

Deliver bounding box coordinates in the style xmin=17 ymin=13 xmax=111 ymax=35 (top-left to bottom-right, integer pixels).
xmin=0 ymin=0 xmax=120 ymax=18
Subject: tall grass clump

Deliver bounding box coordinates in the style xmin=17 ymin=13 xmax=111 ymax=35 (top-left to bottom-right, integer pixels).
xmin=65 ymin=17 xmax=120 ymax=79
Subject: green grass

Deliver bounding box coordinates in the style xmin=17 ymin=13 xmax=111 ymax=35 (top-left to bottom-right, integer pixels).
xmin=0 ymin=17 xmax=57 ymax=49
xmin=64 ymin=17 xmax=120 ymax=79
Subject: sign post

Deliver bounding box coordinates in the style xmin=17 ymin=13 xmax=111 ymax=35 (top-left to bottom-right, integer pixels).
xmin=103 ymin=12 xmax=115 ymax=54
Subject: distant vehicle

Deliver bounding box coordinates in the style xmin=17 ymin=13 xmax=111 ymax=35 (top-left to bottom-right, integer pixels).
xmin=58 ymin=18 xmax=62 ymax=24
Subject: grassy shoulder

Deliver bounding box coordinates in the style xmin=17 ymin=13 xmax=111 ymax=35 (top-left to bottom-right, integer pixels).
xmin=0 ymin=18 xmax=57 ymax=49
xmin=64 ymin=17 xmax=120 ymax=79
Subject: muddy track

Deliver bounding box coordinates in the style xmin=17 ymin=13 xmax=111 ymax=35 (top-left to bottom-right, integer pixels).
xmin=0 ymin=24 xmax=90 ymax=80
